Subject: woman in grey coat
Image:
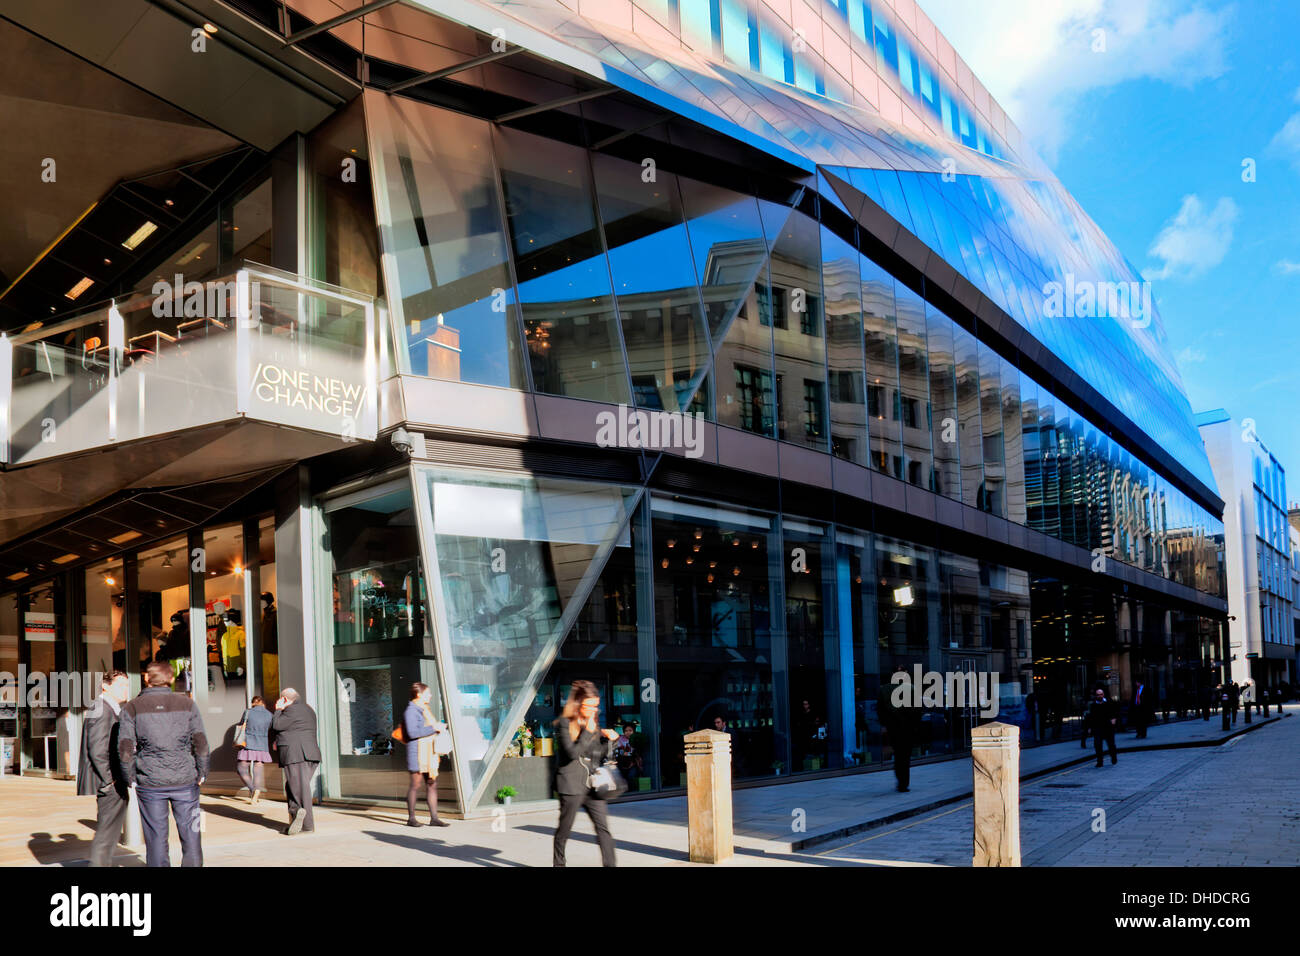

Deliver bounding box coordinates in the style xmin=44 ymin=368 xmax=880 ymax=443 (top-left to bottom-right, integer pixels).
xmin=234 ymin=696 xmax=274 ymax=804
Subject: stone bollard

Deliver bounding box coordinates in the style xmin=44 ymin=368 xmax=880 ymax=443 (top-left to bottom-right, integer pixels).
xmin=971 ymin=722 xmax=1020 ymax=867
xmin=684 ymin=729 xmax=733 ymax=863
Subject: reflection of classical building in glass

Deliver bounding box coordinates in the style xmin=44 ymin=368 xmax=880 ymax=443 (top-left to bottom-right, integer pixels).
xmin=0 ymin=0 xmax=1227 ymax=809
xmin=1198 ymin=411 xmax=1295 ymax=689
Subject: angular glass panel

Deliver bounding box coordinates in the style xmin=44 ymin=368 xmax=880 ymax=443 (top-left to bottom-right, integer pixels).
xmin=652 ymin=495 xmax=777 ymax=782
xmin=860 ymin=254 xmax=901 ymax=477
xmin=953 ymin=322 xmax=983 ymax=509
xmin=1037 ymin=387 xmax=1061 ymax=539
xmin=591 ymin=154 xmax=711 ymax=415
xmin=784 ymin=517 xmax=842 ymax=772
xmin=1001 ymin=356 xmax=1025 ymax=524
xmin=894 ymin=280 xmax=931 ymax=488
xmin=978 ymin=341 xmax=1005 ymax=517
xmin=679 ymin=178 xmax=780 ymax=435
xmin=926 ymin=303 xmax=960 ymax=499
xmin=821 ymin=226 xmax=867 ymax=466
xmin=367 ymin=94 xmax=524 ymax=388
xmin=1019 ymin=373 xmax=1042 ymax=530
xmin=420 ymin=467 xmax=639 ymax=805
xmin=494 ymin=126 xmax=630 ymax=404
xmin=764 ymin=207 xmax=827 ymax=450
xmin=483 ymin=497 xmax=652 ymax=803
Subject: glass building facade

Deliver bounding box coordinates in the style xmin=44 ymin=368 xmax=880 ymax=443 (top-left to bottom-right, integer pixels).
xmin=0 ymin=0 xmax=1228 ymax=812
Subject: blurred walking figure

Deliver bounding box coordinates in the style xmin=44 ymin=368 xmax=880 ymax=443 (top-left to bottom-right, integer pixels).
xmin=234 ymin=696 xmax=273 ymax=805
xmin=402 ymin=682 xmax=451 ymax=828
xmin=118 ymin=661 xmax=209 ymax=867
xmin=1131 ymin=680 xmax=1152 ymax=739
xmin=553 ymin=680 xmax=618 ymax=867
xmin=1087 ymin=687 xmax=1118 ymax=768
xmin=271 ymin=688 xmax=321 ymax=835
xmin=77 ymin=671 xmax=131 ymax=867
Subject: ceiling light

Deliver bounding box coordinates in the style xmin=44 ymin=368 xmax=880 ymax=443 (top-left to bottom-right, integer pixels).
xmin=25 ymin=321 xmax=44 ymax=331
xmin=161 ymin=552 xmax=174 ymax=568
xmin=6 ymin=571 xmax=28 ymax=582
xmin=104 ymin=576 xmax=116 ymax=587
xmin=176 ymin=242 xmax=210 ymax=265
xmin=65 ymin=277 xmax=94 ymax=300
xmin=52 ymin=553 xmax=80 ymax=565
xmin=108 ymin=530 xmax=141 ymax=544
xmin=122 ymin=221 xmax=157 ymax=250
xmin=202 ymin=22 xmax=218 ymax=34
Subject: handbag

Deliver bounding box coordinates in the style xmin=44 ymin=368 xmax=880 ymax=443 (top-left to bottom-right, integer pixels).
xmin=391 ymin=724 xmax=406 ymax=744
xmin=433 ymin=728 xmax=453 ymax=755
xmin=234 ymin=722 xmax=247 ymax=749
xmin=580 ymin=742 xmax=627 ymax=801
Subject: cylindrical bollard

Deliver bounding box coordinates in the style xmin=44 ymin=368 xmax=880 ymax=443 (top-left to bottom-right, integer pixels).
xmin=971 ymin=722 xmax=1020 ymax=867
xmin=684 ymin=729 xmax=733 ymax=864
xmin=121 ymin=785 xmax=143 ymax=849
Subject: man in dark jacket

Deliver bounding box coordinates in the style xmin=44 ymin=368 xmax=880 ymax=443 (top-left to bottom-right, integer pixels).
xmin=271 ymin=688 xmax=320 ymax=835
xmin=879 ymin=666 xmax=922 ymax=793
xmin=1087 ymin=687 xmax=1118 ymax=767
xmin=118 ymin=661 xmax=209 ymax=867
xmin=77 ymin=671 xmax=131 ymax=867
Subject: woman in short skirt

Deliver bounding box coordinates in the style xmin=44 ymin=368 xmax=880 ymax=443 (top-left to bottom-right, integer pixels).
xmin=235 ymin=695 xmax=274 ymax=804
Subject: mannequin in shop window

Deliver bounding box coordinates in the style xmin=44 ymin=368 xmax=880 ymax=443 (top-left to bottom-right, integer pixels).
xmin=207 ymin=604 xmax=227 ymax=693
xmin=155 ymin=611 xmax=193 ymax=692
xmin=221 ymin=609 xmax=246 ymax=678
xmin=261 ymin=593 xmax=279 ymax=699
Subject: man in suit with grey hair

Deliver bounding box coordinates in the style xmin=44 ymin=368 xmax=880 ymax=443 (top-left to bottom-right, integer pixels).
xmin=271 ymin=688 xmax=321 ymax=835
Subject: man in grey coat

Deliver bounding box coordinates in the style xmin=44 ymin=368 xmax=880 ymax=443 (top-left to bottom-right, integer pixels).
xmin=118 ymin=661 xmax=210 ymax=867
xmin=271 ymin=688 xmax=321 ymax=835
xmin=76 ymin=671 xmax=131 ymax=867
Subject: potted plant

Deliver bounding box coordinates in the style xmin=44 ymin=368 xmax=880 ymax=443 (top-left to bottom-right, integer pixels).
xmin=513 ymin=721 xmax=534 ymax=757
xmin=771 ymin=760 xmax=785 ymax=776
xmin=496 ymin=786 xmax=517 ymax=805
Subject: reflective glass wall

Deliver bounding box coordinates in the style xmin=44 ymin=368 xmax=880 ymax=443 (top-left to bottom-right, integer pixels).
xmin=363 ymin=97 xmax=1224 ymax=600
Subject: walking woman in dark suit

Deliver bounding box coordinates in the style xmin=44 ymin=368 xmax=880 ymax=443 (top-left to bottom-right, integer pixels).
xmin=552 ymin=679 xmax=618 ymax=867
xmin=403 ymin=683 xmax=450 ymax=827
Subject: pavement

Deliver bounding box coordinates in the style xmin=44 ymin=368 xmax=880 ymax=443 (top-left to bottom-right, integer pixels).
xmin=1 ymin=706 xmax=1291 ymax=867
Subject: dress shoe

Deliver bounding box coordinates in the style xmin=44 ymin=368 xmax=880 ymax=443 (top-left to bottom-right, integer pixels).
xmin=428 ymin=818 xmax=451 ymax=827
xmin=286 ymin=808 xmax=306 ymax=835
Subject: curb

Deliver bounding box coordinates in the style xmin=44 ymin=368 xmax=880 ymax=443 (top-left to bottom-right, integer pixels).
xmin=788 ymin=713 xmax=1290 ymax=853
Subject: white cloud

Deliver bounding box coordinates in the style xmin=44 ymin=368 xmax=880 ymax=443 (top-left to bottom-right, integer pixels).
xmin=1276 ymin=259 xmax=1300 ymax=275
xmin=1143 ymin=195 xmax=1237 ymax=280
xmin=1176 ymin=346 xmax=1207 ymax=364
xmin=918 ymin=0 xmax=1231 ymax=160
xmin=1267 ymin=112 xmax=1300 ymax=171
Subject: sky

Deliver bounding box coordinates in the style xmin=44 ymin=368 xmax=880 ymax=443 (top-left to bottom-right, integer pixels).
xmin=918 ymin=0 xmax=1300 ymax=501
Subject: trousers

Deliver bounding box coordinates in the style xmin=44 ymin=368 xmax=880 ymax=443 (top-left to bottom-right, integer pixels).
xmin=554 ymin=791 xmax=616 ymax=867
xmin=137 ymin=784 xmax=203 ymax=867
xmin=90 ymin=787 xmax=130 ymax=867
xmin=283 ymin=761 xmax=318 ymax=830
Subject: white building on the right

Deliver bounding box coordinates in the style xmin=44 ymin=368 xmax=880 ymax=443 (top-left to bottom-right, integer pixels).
xmin=1196 ymin=410 xmax=1296 ymax=691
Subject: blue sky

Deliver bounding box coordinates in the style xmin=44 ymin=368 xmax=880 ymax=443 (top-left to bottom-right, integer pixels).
xmin=919 ymin=0 xmax=1300 ymax=499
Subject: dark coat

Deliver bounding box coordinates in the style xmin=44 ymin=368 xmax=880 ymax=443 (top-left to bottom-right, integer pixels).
xmin=553 ymin=719 xmax=611 ymax=796
xmin=239 ymin=704 xmax=273 ymax=752
xmin=271 ymin=700 xmax=321 ymax=766
xmin=1086 ymin=697 xmax=1118 ymax=735
xmin=402 ymin=702 xmax=441 ymax=773
xmin=77 ymin=695 xmax=124 ymax=797
xmin=118 ymin=686 xmax=210 ymax=789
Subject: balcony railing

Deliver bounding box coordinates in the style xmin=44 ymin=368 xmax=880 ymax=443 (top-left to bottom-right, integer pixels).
xmin=0 ymin=265 xmax=376 ymax=465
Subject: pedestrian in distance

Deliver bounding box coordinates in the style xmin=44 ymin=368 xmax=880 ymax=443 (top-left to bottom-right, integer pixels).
xmin=1229 ymin=681 xmax=1240 ymax=725
xmin=552 ymin=679 xmax=618 ymax=867
xmin=76 ymin=671 xmax=131 ymax=867
xmin=1087 ymin=687 xmax=1118 ymax=768
xmin=879 ymin=665 xmax=921 ymax=792
xmin=1131 ymin=680 xmax=1152 ymax=739
xmin=270 ymin=688 xmax=321 ymax=835
xmin=401 ymin=682 xmax=451 ymax=828
xmin=117 ymin=661 xmax=209 ymax=867
xmin=234 ymin=695 xmax=273 ymax=805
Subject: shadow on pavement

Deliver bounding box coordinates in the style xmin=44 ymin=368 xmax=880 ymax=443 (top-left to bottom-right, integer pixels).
xmin=363 ymin=830 xmax=529 ymax=867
